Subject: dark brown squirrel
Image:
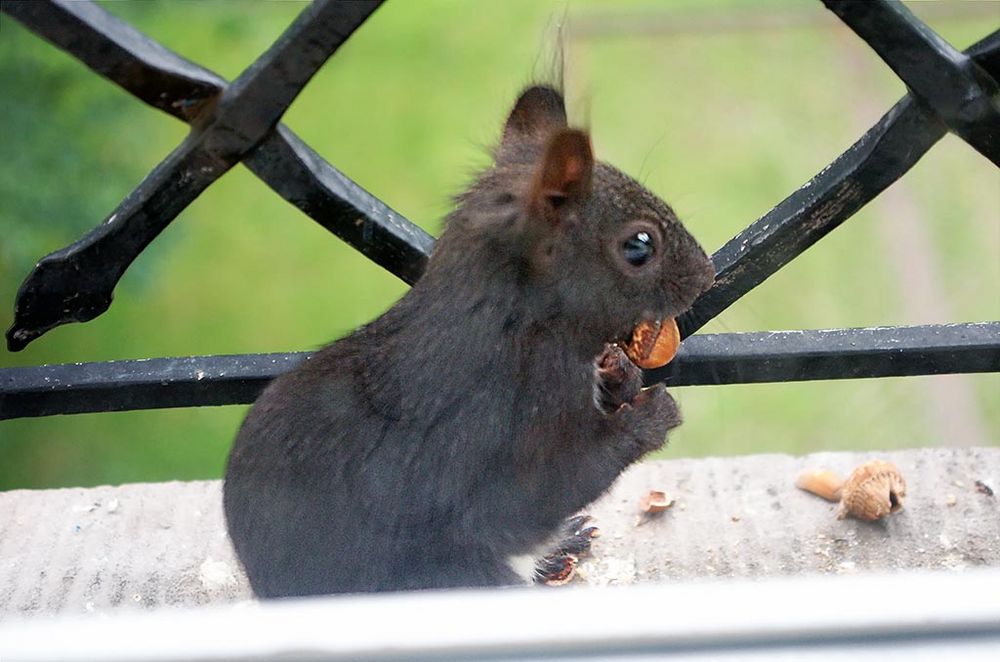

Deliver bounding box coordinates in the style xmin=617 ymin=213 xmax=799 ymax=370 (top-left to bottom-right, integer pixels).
xmin=223 ymin=85 xmax=715 ymax=597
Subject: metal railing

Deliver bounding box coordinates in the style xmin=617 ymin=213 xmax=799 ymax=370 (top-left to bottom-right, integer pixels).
xmin=1 ymin=0 xmax=998 ymax=419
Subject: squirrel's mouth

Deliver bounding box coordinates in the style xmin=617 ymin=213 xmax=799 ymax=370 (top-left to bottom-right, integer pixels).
xmin=618 ymin=318 xmax=681 ymax=369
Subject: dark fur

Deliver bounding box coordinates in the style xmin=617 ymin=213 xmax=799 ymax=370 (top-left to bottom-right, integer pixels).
xmin=223 ymin=86 xmax=715 ymax=597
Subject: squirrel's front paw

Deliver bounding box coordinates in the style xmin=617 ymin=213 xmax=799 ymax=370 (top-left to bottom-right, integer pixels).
xmin=615 ymin=384 xmax=681 ymax=455
xmin=595 ymin=343 xmax=643 ymax=413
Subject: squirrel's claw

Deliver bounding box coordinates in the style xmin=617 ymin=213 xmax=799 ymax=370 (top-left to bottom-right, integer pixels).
xmin=536 ymin=553 xmax=578 ymax=585
xmin=534 ymin=515 xmax=601 ymax=585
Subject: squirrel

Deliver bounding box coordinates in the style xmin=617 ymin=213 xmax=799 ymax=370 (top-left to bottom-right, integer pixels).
xmin=223 ymin=85 xmax=715 ymax=597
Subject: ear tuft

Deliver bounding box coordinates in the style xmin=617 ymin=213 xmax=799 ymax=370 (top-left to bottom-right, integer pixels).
xmin=530 ymin=129 xmax=593 ymax=217
xmin=502 ymin=85 xmax=567 ymax=144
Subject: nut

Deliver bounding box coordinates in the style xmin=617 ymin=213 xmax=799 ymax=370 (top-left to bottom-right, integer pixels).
xmin=836 ymin=460 xmax=906 ymax=521
xmin=626 ymin=318 xmax=680 ymax=369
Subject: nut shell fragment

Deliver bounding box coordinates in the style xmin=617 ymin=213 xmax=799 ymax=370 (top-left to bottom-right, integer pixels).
xmin=626 ymin=318 xmax=680 ymax=369
xmin=639 ymin=490 xmax=674 ymax=513
xmin=795 ymin=469 xmax=844 ymax=503
xmin=836 ymin=460 xmax=906 ymax=521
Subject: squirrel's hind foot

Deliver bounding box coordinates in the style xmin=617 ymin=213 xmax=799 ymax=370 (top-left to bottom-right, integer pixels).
xmin=534 ymin=515 xmax=600 ymax=586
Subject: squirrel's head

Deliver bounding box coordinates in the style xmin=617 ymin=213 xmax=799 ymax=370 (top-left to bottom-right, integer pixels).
xmin=435 ymin=85 xmax=715 ymax=354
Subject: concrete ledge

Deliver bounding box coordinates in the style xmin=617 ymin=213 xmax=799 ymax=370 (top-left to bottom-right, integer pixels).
xmin=1 ymin=447 xmax=997 ymax=621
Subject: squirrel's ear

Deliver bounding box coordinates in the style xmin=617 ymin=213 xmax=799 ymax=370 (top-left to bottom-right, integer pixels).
xmin=502 ymin=85 xmax=567 ymax=145
xmin=529 ymin=129 xmax=593 ymax=217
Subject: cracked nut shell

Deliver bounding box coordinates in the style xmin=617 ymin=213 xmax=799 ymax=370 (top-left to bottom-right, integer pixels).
xmin=639 ymin=490 xmax=674 ymax=513
xmin=837 ymin=460 xmax=906 ymax=521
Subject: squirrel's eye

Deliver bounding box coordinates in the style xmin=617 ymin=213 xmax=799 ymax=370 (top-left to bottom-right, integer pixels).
xmin=621 ymin=231 xmax=655 ymax=267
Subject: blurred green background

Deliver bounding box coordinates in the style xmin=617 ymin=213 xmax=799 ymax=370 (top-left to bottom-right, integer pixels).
xmin=1 ymin=0 xmax=997 ymax=490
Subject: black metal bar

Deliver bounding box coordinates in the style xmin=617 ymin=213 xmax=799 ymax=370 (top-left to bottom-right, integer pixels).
xmin=199 ymin=0 xmax=383 ymax=157
xmin=0 ymin=353 xmax=309 ymax=419
xmin=677 ymin=31 xmax=1000 ymax=339
xmin=649 ymin=322 xmax=1000 ymax=387
xmin=1 ymin=0 xmax=225 ymax=122
xmin=2 ymin=0 xmax=433 ymax=286
xmin=0 ymin=0 xmax=432 ymax=280
xmin=4 ymin=0 xmax=393 ymax=351
xmin=6 ymin=136 xmax=231 ymax=351
xmin=2 ymin=323 xmax=996 ymax=420
xmin=244 ymin=127 xmax=433 ymax=286
xmin=823 ymin=0 xmax=1000 ymax=166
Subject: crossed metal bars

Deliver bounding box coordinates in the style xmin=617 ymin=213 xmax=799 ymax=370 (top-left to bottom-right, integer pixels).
xmin=1 ymin=0 xmax=998 ymax=420
xmin=2 ymin=0 xmax=431 ymax=354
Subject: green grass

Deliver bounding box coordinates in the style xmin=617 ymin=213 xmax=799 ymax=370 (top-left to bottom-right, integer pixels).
xmin=1 ymin=1 xmax=997 ymax=489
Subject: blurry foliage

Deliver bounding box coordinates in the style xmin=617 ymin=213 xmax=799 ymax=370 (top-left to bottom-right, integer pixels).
xmin=0 ymin=0 xmax=997 ymax=489
xmin=0 ymin=19 xmax=142 ymax=281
